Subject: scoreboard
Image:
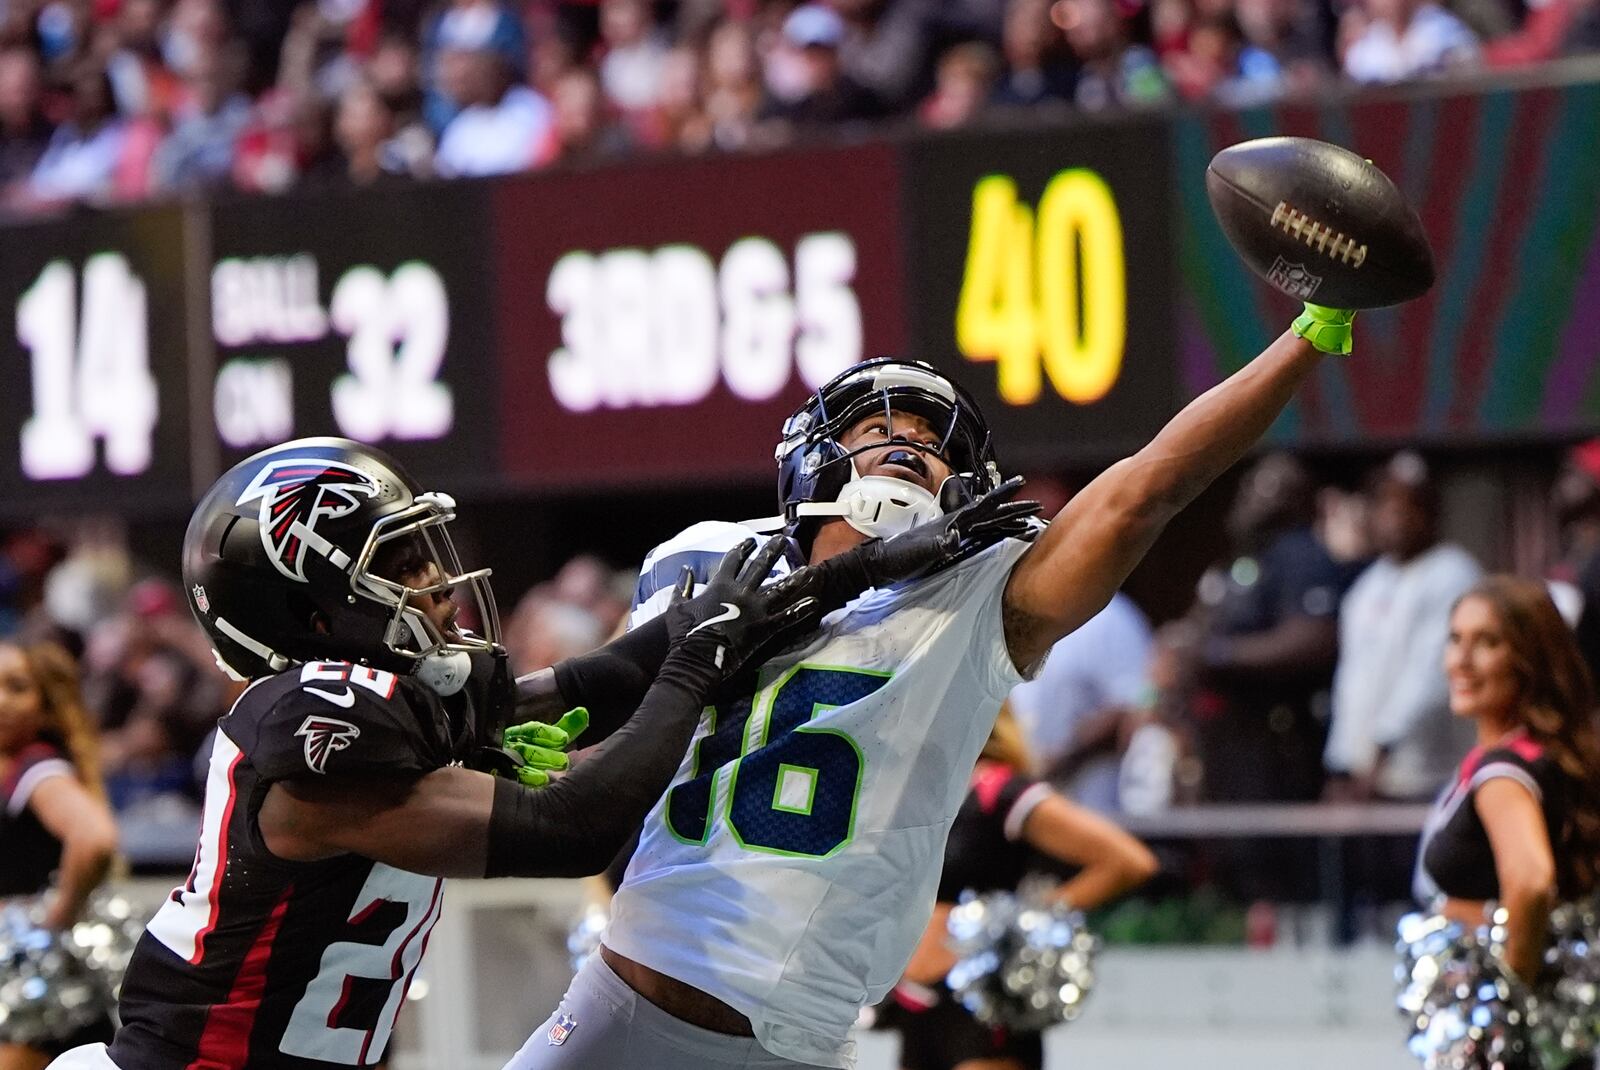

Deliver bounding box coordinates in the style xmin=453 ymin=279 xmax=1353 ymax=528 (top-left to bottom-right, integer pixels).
xmin=0 ymin=115 xmax=1186 ymax=516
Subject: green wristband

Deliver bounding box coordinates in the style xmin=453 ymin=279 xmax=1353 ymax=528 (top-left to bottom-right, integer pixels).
xmin=1291 ymin=303 xmax=1357 ymax=355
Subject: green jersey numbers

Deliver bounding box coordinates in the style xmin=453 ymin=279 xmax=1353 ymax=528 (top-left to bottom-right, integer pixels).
xmin=665 ymin=665 xmax=891 ymax=858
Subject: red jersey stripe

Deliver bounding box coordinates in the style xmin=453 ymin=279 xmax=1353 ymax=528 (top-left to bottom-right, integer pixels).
xmin=185 ymin=883 xmax=294 ymax=1070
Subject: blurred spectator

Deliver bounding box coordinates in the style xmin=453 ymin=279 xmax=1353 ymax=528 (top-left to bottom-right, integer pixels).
xmin=1324 ymin=453 xmax=1480 ymax=803
xmin=0 ymin=47 xmax=53 ymax=191
xmin=1551 ymin=439 xmax=1600 ymax=682
xmin=919 ymin=42 xmax=1000 ymax=128
xmin=545 ymin=65 xmax=633 ymax=164
xmin=505 ymin=554 xmax=628 ymax=673
xmin=434 ymin=43 xmax=552 ymax=177
xmin=1235 ymin=0 xmax=1335 ymax=91
xmin=231 ymin=89 xmax=341 ymax=194
xmin=1189 ymin=453 xmax=1343 ymax=808
xmin=149 ymin=43 xmax=253 ymax=192
xmin=702 ymin=18 xmax=764 ymax=149
xmin=760 ymin=4 xmax=881 ymax=128
xmin=1055 ymin=0 xmax=1173 ymax=109
xmin=1164 ymin=14 xmax=1287 ymax=103
xmin=832 ymin=0 xmax=938 ymax=112
xmin=423 ymin=0 xmax=527 ymax=133
xmin=649 ymin=44 xmax=712 ymax=152
xmin=993 ymin=0 xmax=1076 ymax=106
xmin=1186 ymin=454 xmax=1346 ymax=903
xmin=80 ymin=579 xmax=229 ymax=807
xmin=1343 ymin=0 xmax=1480 ymax=81
xmin=1008 ymin=591 xmax=1155 ymax=812
xmin=104 ymin=0 xmax=183 ymax=120
xmin=25 ymin=67 xmax=126 ymax=206
xmin=366 ymin=30 xmax=434 ymax=174
xmin=597 ymin=0 xmax=669 ymax=116
xmin=330 ymin=80 xmax=411 ymax=184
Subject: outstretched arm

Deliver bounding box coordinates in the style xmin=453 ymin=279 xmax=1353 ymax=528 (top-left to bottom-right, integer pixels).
xmin=259 ymin=644 xmax=718 ymax=878
xmin=1003 ymin=330 xmax=1326 ymax=669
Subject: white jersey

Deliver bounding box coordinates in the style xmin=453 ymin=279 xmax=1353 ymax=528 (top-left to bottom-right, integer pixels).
xmin=607 ymin=523 xmax=1031 ymax=1068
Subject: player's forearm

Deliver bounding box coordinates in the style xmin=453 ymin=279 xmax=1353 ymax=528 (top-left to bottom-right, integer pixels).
xmin=486 ymin=647 xmax=715 ymax=878
xmin=1003 ymin=333 xmax=1324 ymax=666
xmin=535 ymin=615 xmax=671 ymax=743
xmin=1124 ymin=331 xmax=1322 ymax=518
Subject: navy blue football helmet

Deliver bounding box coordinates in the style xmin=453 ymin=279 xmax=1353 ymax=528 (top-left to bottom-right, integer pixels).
xmin=775 ymin=359 xmax=1003 ymax=552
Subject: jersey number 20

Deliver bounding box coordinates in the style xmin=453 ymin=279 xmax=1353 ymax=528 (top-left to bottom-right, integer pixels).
xmin=665 ymin=665 xmax=890 ymax=858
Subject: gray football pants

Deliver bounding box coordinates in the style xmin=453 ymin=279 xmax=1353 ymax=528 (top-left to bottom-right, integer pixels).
xmin=503 ymin=954 xmax=818 ymax=1070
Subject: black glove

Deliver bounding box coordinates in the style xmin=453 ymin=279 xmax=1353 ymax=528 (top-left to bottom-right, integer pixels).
xmin=665 ymin=535 xmax=823 ymax=679
xmin=771 ymin=476 xmax=1042 ymax=610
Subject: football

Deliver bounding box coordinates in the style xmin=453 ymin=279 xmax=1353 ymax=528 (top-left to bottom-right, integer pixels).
xmin=1205 ymin=136 xmax=1435 ymax=309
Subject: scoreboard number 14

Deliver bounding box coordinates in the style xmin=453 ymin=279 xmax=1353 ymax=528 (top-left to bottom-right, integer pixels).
xmin=956 ymin=169 xmax=1127 ymax=407
xmin=16 ymin=255 xmax=158 ymax=481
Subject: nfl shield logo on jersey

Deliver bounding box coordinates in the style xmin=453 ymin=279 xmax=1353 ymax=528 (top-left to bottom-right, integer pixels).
xmin=547 ymin=1013 xmax=577 ymax=1046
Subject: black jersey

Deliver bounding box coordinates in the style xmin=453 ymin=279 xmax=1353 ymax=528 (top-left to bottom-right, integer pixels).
xmin=0 ymin=741 xmax=75 ymax=897
xmin=1419 ymin=732 xmax=1572 ymax=902
xmin=110 ymin=661 xmax=476 ymax=1070
xmin=937 ymin=761 xmax=1053 ymax=902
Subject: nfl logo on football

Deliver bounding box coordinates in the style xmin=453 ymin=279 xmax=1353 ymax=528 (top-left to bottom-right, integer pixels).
xmin=547 ymin=1013 xmax=577 ymax=1046
xmin=1266 ymin=256 xmax=1323 ymax=300
xmin=192 ymin=585 xmax=210 ymax=614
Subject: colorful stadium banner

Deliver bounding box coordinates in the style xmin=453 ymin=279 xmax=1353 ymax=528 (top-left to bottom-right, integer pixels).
xmin=1172 ymin=81 xmax=1600 ymax=445
xmin=1 ymin=75 xmax=1599 ymax=513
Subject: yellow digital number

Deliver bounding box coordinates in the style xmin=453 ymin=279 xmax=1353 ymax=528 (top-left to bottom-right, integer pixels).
xmin=955 ymin=170 xmax=1126 ymax=406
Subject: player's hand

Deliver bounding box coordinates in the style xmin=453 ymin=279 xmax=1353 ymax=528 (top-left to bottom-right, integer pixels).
xmin=665 ymin=535 xmax=821 ymax=678
xmin=498 ymin=707 xmax=590 ymax=788
xmin=1291 ymin=303 xmax=1357 ymax=355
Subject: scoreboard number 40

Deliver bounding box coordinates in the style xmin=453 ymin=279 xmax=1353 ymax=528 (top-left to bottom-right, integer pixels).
xmin=956 ymin=170 xmax=1127 ymax=407
xmin=16 ymin=255 xmax=158 ymax=481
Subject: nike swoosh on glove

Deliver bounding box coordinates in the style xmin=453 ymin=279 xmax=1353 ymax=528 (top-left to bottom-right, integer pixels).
xmin=665 ymin=535 xmax=824 ymax=678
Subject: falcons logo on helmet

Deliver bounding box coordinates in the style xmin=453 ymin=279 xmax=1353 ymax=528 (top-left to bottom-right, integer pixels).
xmin=296 ymin=715 xmax=361 ymax=774
xmin=236 ymin=458 xmax=380 ymax=583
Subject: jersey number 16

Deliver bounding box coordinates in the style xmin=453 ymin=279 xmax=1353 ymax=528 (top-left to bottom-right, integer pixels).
xmin=665 ymin=665 xmax=890 ymax=859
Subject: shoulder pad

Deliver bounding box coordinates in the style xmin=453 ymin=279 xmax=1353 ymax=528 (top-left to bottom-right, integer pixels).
xmin=631 ymin=521 xmax=793 ymax=618
xmin=228 ymin=662 xmax=432 ymax=781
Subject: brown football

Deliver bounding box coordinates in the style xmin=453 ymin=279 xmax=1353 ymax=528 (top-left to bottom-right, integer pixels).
xmin=1205 ymin=137 xmax=1435 ymax=309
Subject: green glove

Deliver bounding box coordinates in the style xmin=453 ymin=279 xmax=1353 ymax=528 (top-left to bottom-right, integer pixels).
xmin=501 ymin=707 xmax=590 ymax=788
xmin=1291 ymin=303 xmax=1357 ymax=355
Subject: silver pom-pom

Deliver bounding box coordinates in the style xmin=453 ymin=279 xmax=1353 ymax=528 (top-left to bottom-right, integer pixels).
xmin=1535 ymin=897 xmax=1600 ymax=1060
xmin=67 ymin=889 xmax=159 ymax=1002
xmin=1395 ymin=907 xmax=1537 ymax=1070
xmin=946 ymin=882 xmax=1099 ymax=1032
xmin=0 ymin=900 xmax=112 ymax=1048
xmin=567 ymin=903 xmax=608 ymax=974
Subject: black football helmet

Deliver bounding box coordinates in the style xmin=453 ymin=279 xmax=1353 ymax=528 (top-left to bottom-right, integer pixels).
xmin=775 ymin=358 xmax=1003 ymax=552
xmin=182 ymin=437 xmax=498 ymax=688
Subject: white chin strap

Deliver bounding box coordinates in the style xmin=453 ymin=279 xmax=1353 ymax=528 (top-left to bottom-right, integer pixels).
xmin=794 ymin=466 xmax=944 ymax=540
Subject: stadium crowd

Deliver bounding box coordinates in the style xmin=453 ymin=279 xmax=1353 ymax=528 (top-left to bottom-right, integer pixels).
xmin=0 ymin=0 xmax=1594 ymax=213
xmin=8 ymin=442 xmax=1600 ymax=901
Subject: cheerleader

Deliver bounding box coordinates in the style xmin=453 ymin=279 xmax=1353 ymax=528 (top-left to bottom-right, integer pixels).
xmin=0 ymin=641 xmax=119 ymax=1070
xmin=1418 ymin=577 xmax=1600 ymax=989
xmin=875 ymin=704 xmax=1158 ymax=1070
